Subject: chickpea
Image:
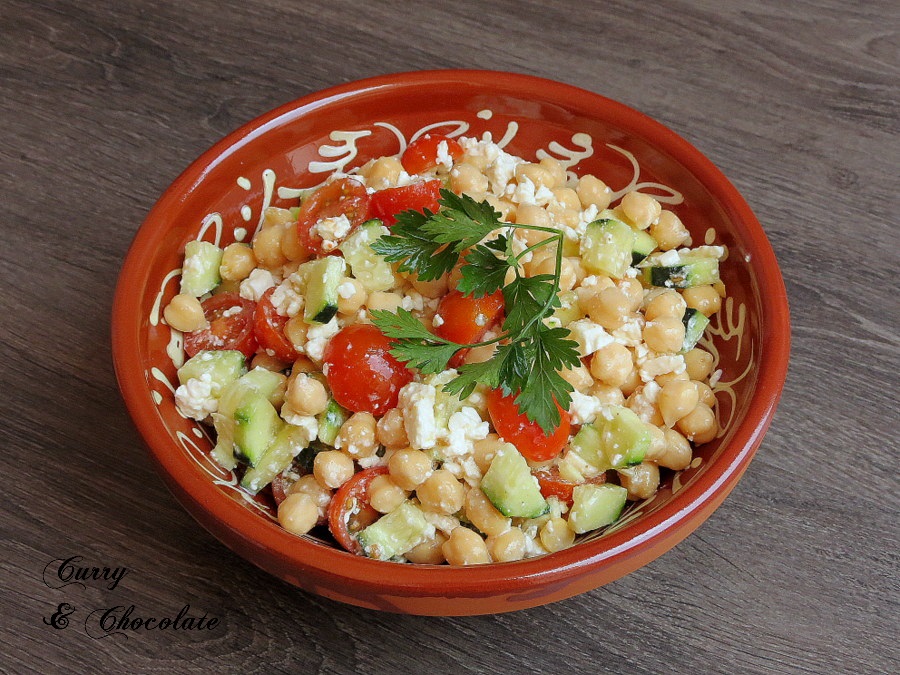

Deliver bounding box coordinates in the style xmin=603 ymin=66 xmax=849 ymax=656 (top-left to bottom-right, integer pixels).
xmin=405 ymin=531 xmax=448 ymax=565
xmin=560 ymin=362 xmax=593 ymax=393
xmin=335 ymin=412 xmax=378 ymax=460
xmin=277 ymin=493 xmax=319 ymax=536
xmin=676 ymin=403 xmax=718 ymax=444
xmin=472 ymin=435 xmax=504 ymax=474
xmin=552 ymin=208 xmax=581 ymax=230
xmin=575 ymin=279 xmax=615 ymax=313
xmin=484 ymin=194 xmax=515 ymax=221
xmin=408 ymin=273 xmax=448 ymax=299
xmin=284 ymin=315 xmax=309 ymax=351
xmin=524 ymin=245 xmax=555 ymax=276
xmin=376 ymin=408 xmax=409 ymax=450
xmin=576 ymin=174 xmax=612 ymax=210
xmin=694 ymin=381 xmax=717 ymax=407
xmin=585 ymin=286 xmax=631 ymax=330
xmin=337 ymin=278 xmax=366 ymax=315
xmin=262 ymin=206 xmax=295 ymax=229
xmin=619 ymin=367 xmax=642 ymax=397
xmin=366 ymin=156 xmax=403 ymax=189
xmin=657 ymin=379 xmax=700 ymax=427
xmin=515 ymin=163 xmax=554 ymax=189
xmin=286 ymin=373 xmax=329 ymax=416
xmin=644 ymin=290 xmax=687 ymax=322
xmin=450 ymin=162 xmax=489 ymax=195
xmin=539 ymin=517 xmax=575 ymax=553
xmin=366 ymin=291 xmax=403 ymax=314
xmin=486 ymin=528 xmax=527 ymax=563
xmin=417 ymin=470 xmax=465 ymax=515
xmin=651 ymin=210 xmax=690 ymax=250
xmin=443 ymin=527 xmax=491 ymax=566
xmin=589 ymin=342 xmax=634 ymax=387
xmin=163 ymin=293 xmax=207 ymax=332
xmin=568 ymin=257 xmax=588 ymax=286
xmin=537 ymin=256 xmax=576 ymax=292
xmin=313 ymin=450 xmax=355 ymax=489
xmin=219 ymin=243 xmax=257 ymax=282
xmin=683 ymin=285 xmax=722 ymax=316
xmin=684 ymin=348 xmax=715 ymax=381
xmin=280 ymin=224 xmax=309 ymax=262
xmin=588 ymin=383 xmax=626 ymax=406
xmin=251 ymin=352 xmax=289 ymax=373
xmin=368 ymin=474 xmax=408 ymax=514
xmin=618 ymin=463 xmax=660 ymax=500
xmin=643 ymin=424 xmax=668 ymax=462
xmin=551 ymin=187 xmax=581 ymax=211
xmin=620 ymin=191 xmax=661 ymax=230
xmin=539 ymin=156 xmax=568 ymax=188
xmin=388 ymin=449 xmax=433 ymax=491
xmin=463 ymin=343 xmax=498 ymax=365
xmin=252 ymin=222 xmax=288 ymax=269
xmin=658 ymin=428 xmax=693 ymax=470
xmin=618 ymin=278 xmax=644 ymax=312
xmin=516 ymin=203 xmax=552 ymax=229
xmin=290 ymin=355 xmax=316 ymax=375
xmin=655 ymin=369 xmax=690 ymax=387
xmin=643 ymin=315 xmax=686 ymax=353
xmin=286 ymin=474 xmax=332 ymax=515
xmin=464 ymin=487 xmax=511 ymax=537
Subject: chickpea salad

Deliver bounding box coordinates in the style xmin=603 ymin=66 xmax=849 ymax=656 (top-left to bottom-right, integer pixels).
xmin=165 ymin=132 xmax=728 ymax=564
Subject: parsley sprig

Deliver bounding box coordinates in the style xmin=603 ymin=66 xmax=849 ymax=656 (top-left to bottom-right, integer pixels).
xmin=370 ymin=190 xmax=581 ymax=433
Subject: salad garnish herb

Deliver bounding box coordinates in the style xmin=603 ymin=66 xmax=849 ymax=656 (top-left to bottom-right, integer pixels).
xmin=370 ymin=190 xmax=581 ymax=434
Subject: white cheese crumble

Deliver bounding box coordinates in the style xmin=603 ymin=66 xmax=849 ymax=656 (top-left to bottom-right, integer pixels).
xmin=311 ymin=214 xmax=352 ymax=253
xmin=304 ymin=317 xmax=340 ymax=361
xmin=401 ymin=291 xmax=425 ymax=312
xmin=568 ymin=391 xmax=606 ymax=425
xmin=432 ymin=314 xmax=445 ymax=328
xmin=221 ymin=305 xmax=242 ymax=318
xmin=338 ymin=280 xmax=357 ymax=299
xmin=435 ymin=140 xmax=454 ymax=169
xmin=568 ymin=319 xmax=615 ymax=356
xmin=657 ymin=249 xmax=682 ymax=266
xmin=270 ymin=279 xmax=305 ymax=317
xmin=239 ymin=268 xmax=277 ymax=302
xmin=279 ymin=405 xmax=319 ymax=444
xmin=638 ymin=354 xmax=686 ymax=383
xmin=628 ymin=382 xmax=662 ymax=423
xmin=174 ymin=374 xmax=218 ymax=420
xmin=398 ymin=382 xmax=437 ymax=450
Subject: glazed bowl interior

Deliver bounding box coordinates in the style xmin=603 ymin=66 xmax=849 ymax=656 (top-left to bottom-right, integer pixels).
xmin=113 ymin=70 xmax=789 ymax=615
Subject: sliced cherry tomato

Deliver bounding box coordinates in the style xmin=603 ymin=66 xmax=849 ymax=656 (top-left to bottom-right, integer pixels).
xmin=253 ymin=287 xmax=298 ymax=363
xmin=327 ymin=466 xmax=389 ymax=555
xmin=434 ymin=289 xmax=504 ymax=367
xmin=486 ymin=388 xmax=571 ymax=462
xmin=322 ymin=324 xmax=413 ymax=415
xmin=533 ymin=467 xmax=606 ymax=506
xmin=401 ymin=134 xmax=463 ymax=174
xmin=183 ymin=292 xmax=257 ymax=358
xmin=369 ymin=179 xmax=442 ymax=226
xmin=297 ymin=178 xmax=370 ymax=254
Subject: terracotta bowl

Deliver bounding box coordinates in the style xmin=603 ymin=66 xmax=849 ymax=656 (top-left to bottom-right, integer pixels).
xmin=112 ymin=70 xmax=790 ymax=615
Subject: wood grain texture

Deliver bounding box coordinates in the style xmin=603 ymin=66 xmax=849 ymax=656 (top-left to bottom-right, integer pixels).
xmin=1 ymin=0 xmax=897 ymax=673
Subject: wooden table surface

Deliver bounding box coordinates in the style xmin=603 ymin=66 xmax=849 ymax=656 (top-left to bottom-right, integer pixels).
xmin=2 ymin=1 xmax=897 ymax=673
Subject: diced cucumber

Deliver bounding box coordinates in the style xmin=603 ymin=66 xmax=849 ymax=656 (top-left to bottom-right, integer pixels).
xmin=303 ymin=256 xmax=345 ymax=324
xmin=568 ymin=484 xmax=628 ymax=533
xmin=424 ymin=370 xmax=465 ymax=431
xmin=358 ymin=501 xmax=433 ymax=560
xmin=681 ymin=307 xmax=711 ymax=353
xmin=177 ymin=350 xmax=246 ymax=390
xmin=233 ymin=392 xmax=284 ymax=467
xmin=180 ymin=240 xmax=223 ymax=297
xmin=571 ymin=406 xmax=651 ymax=471
xmin=580 ymin=218 xmax=635 ymax=279
xmin=631 ymin=230 xmax=658 ymax=266
xmin=547 ymin=290 xmax=582 ymax=328
xmin=340 ymin=219 xmax=396 ymax=292
xmin=641 ymin=252 xmax=720 ymax=288
xmin=210 ymin=412 xmax=238 ymax=470
xmin=481 ymin=444 xmax=549 ymax=519
xmin=240 ymin=424 xmax=314 ymax=493
xmin=218 ymin=368 xmax=287 ymax=418
xmin=317 ymin=398 xmax=349 ymax=446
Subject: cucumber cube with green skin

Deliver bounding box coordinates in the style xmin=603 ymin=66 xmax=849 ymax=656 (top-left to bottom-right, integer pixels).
xmin=481 ymin=444 xmax=549 ymax=519
xmin=340 ymin=219 xmax=395 ymax=293
xmin=180 ymin=240 xmax=223 ymax=297
xmin=177 ymin=350 xmax=246 ymax=390
xmin=241 ymin=424 xmax=315 ymax=493
xmin=303 ymin=256 xmax=346 ymax=324
xmin=568 ymin=484 xmax=628 ymax=533
xmin=631 ymin=230 xmax=658 ymax=266
xmin=358 ymin=502 xmax=434 ymax=561
xmin=317 ymin=398 xmax=349 ymax=446
xmin=641 ymin=253 xmax=719 ymax=288
xmin=218 ymin=368 xmax=286 ymax=418
xmin=580 ymin=219 xmax=635 ymax=279
xmin=211 ymin=412 xmax=238 ymax=471
xmin=571 ymin=405 xmax=651 ymax=471
xmin=233 ymin=392 xmax=284 ymax=467
xmin=681 ymin=307 xmax=711 ymax=353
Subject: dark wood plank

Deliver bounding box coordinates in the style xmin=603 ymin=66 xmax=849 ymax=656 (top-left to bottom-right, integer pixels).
xmin=1 ymin=0 xmax=897 ymax=673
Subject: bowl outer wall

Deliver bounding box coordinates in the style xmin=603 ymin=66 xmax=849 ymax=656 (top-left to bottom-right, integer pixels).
xmin=112 ymin=70 xmax=791 ymax=615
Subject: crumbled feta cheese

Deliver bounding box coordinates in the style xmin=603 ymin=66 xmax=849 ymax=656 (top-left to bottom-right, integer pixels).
xmin=239 ymin=268 xmax=277 ymax=302
xmin=401 ymin=291 xmax=425 ymax=312
xmin=394 ymin=170 xmax=416 ymax=187
xmin=657 ymin=249 xmax=682 ymax=266
xmin=568 ymin=391 xmax=606 ymax=425
xmin=680 ymin=245 xmax=726 ymax=260
xmin=435 ymin=140 xmax=454 ymax=170
xmin=423 ymin=511 xmax=460 ymax=537
xmin=279 ymin=405 xmax=319 ymax=444
xmin=611 ymin=315 xmax=645 ymax=347
xmin=175 ymin=374 xmax=218 ymax=420
xmin=568 ymin=319 xmax=614 ymax=356
xmin=311 ymin=214 xmax=352 ymax=252
xmin=628 ymin=382 xmax=662 ymax=422
xmin=357 ymin=454 xmax=389 ymax=470
xmin=460 ymin=136 xmax=524 ymax=197
xmin=509 ymin=175 xmax=555 ymax=206
xmin=338 ymin=280 xmax=356 ymax=299
xmin=398 ymin=382 xmax=437 ymax=449
xmin=432 ymin=314 xmax=445 ymax=328
xmin=221 ymin=305 xmax=242 ymax=318
xmin=304 ymin=317 xmax=340 ymax=361
xmin=638 ymin=354 xmax=686 ymax=383
xmin=445 ymin=407 xmax=489 ymax=456
xmin=270 ymin=279 xmax=305 ymax=317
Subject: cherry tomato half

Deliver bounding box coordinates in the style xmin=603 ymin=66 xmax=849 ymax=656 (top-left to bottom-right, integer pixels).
xmin=322 ymin=324 xmax=413 ymax=416
xmin=297 ymin=178 xmax=370 ymax=254
xmin=183 ymin=292 xmax=257 ymax=358
xmin=533 ymin=467 xmax=606 ymax=506
xmin=486 ymin=388 xmax=571 ymax=462
xmin=434 ymin=289 xmax=504 ymax=367
xmin=327 ymin=466 xmax=389 ymax=555
xmin=401 ymin=134 xmax=463 ymax=174
xmin=253 ymin=287 xmax=299 ymax=363
xmin=369 ymin=180 xmax=442 ymax=226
